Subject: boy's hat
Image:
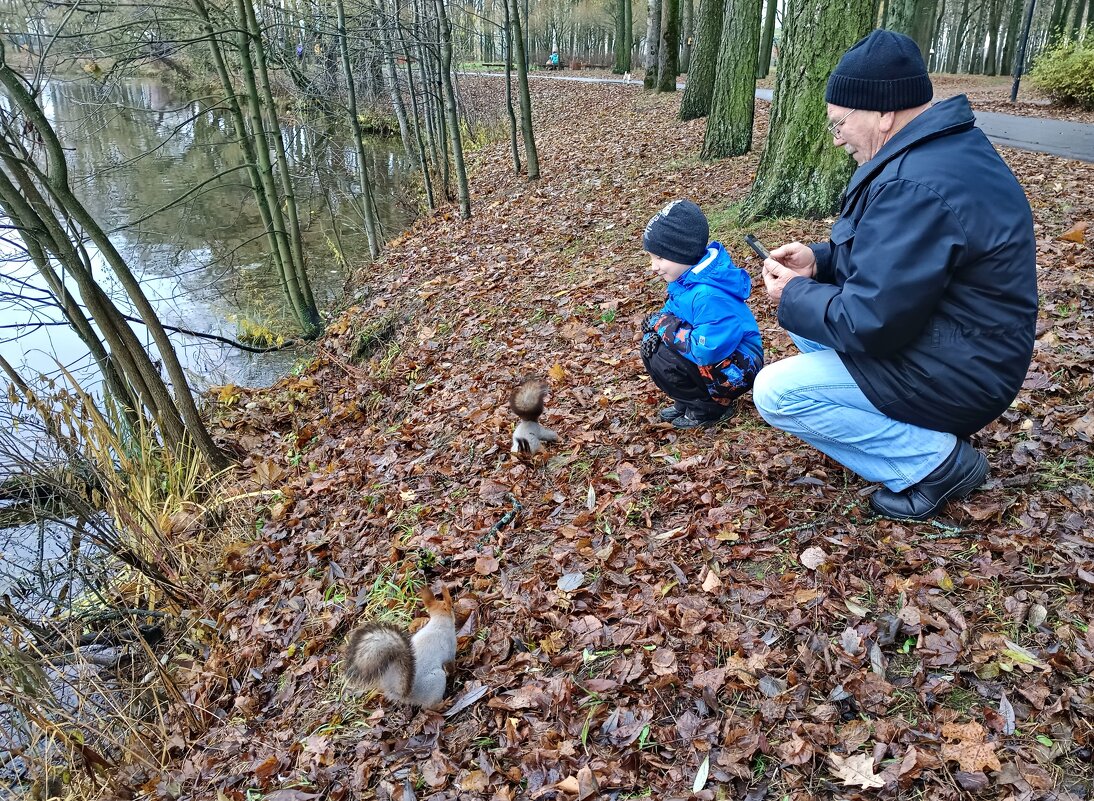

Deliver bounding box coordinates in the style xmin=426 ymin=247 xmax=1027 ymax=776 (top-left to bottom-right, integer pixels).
xmin=643 ymin=200 xmax=709 ymax=266
xmin=825 ymin=29 xmax=932 ymax=112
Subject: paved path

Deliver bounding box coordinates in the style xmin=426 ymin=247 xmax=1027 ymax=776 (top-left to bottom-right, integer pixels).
xmin=486 ymin=74 xmax=1094 ymax=163
xmin=754 ymin=88 xmax=1094 ymax=162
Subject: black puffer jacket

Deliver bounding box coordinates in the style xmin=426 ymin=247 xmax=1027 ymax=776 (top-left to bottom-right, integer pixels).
xmin=778 ymin=95 xmax=1038 ymax=437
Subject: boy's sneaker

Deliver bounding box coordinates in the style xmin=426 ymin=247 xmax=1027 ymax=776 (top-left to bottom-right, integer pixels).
xmin=672 ymin=405 xmax=734 ymax=429
xmin=658 ymin=402 xmax=687 ymax=422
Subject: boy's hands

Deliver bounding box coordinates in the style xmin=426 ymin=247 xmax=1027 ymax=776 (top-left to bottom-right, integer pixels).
xmin=640 ymin=312 xmax=691 ymax=359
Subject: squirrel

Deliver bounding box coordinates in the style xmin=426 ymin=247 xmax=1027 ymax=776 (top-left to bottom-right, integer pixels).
xmin=510 ymin=377 xmax=558 ymax=454
xmin=342 ymin=585 xmax=456 ymax=708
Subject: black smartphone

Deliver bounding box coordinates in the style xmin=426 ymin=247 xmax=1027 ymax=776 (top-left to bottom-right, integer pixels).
xmin=744 ymin=234 xmax=771 ymax=260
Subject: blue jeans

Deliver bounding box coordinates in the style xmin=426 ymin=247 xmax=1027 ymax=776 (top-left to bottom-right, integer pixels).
xmin=752 ymin=334 xmax=956 ymax=492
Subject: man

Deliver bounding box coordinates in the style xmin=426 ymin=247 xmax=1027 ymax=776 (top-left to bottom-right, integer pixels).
xmin=753 ymin=29 xmax=1038 ymax=521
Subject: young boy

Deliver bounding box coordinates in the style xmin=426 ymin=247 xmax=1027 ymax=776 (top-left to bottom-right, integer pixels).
xmin=640 ymin=200 xmax=763 ymax=429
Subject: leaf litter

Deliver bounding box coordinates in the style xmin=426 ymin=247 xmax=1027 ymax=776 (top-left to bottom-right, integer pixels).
xmin=146 ymin=77 xmax=1094 ymax=799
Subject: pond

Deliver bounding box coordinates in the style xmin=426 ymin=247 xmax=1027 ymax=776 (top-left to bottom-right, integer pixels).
xmin=0 ymin=75 xmax=416 ymax=596
xmin=0 ymin=75 xmax=416 ymax=392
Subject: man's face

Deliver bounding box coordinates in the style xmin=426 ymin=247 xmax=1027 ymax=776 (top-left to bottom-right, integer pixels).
xmin=826 ymin=103 xmax=881 ymax=166
xmin=649 ymin=253 xmax=690 ymax=283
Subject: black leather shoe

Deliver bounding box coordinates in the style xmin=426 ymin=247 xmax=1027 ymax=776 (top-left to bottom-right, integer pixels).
xmin=869 ymin=440 xmax=989 ymax=521
xmin=658 ymin=402 xmax=686 ymax=422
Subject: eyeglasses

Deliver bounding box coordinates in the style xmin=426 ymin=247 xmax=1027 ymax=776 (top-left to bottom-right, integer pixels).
xmin=827 ymin=108 xmax=856 ymax=139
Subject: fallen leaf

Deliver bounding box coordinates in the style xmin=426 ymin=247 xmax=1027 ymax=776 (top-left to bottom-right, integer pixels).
xmin=1057 ymin=220 xmax=1088 ymax=243
xmin=701 ymin=568 xmax=723 ymax=593
xmin=829 ymin=752 xmax=885 ymax=788
xmin=557 ymin=572 xmax=584 ymax=592
xmin=800 ymin=546 xmax=828 ymax=570
xmin=955 ymin=771 xmax=990 ymax=791
xmin=692 ymin=754 xmax=710 ymax=793
xmin=999 ymin=692 xmax=1016 ymax=735
xmin=474 ymin=555 xmax=499 ymax=575
xmin=941 ymin=741 xmax=1002 ymax=773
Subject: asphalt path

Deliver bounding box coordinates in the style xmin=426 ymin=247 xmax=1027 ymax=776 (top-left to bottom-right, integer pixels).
xmin=490 ymin=73 xmax=1094 ymax=163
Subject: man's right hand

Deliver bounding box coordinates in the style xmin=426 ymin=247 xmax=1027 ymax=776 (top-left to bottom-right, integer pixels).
xmin=767 ymin=242 xmax=816 ymax=279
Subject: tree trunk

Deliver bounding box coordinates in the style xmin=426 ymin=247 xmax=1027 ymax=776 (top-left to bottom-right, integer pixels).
xmin=657 ymin=0 xmax=680 ymax=90
xmin=394 ymin=16 xmax=436 ymax=208
xmin=702 ymin=0 xmax=762 ymax=157
xmin=741 ymin=0 xmax=874 ymax=223
xmin=1070 ymin=0 xmax=1090 ymax=37
xmin=645 ymin=0 xmax=664 ymax=88
xmin=502 ymin=0 xmax=522 ymax=173
xmin=1000 ymin=0 xmax=1024 ymax=72
xmin=680 ymin=0 xmax=725 ymax=119
xmin=509 ymin=0 xmax=540 ymax=178
xmin=0 ymin=165 xmax=139 ymax=419
xmin=615 ymin=0 xmax=629 ymax=71
xmin=435 ymin=0 xmax=473 ymax=214
xmin=888 ymin=0 xmax=938 ymax=59
xmin=241 ymin=0 xmax=321 ymax=333
xmin=374 ymin=0 xmax=416 ymax=160
xmin=982 ymin=0 xmax=1004 ymax=73
xmin=0 ymin=66 xmax=226 ymax=470
xmin=757 ymin=0 xmax=778 ymax=76
xmin=680 ymin=0 xmax=695 ymax=70
xmin=624 ymin=0 xmax=634 ymax=70
xmin=336 ymin=0 xmax=383 ymax=257
xmin=192 ymin=0 xmax=307 ymax=339
xmin=945 ymin=0 xmax=971 ymax=72
xmin=232 ymin=0 xmax=320 ymax=338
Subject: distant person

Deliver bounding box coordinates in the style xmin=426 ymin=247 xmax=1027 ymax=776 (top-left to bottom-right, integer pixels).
xmin=547 ymin=50 xmax=560 ymax=70
xmin=640 ymin=200 xmax=763 ymax=429
xmin=753 ymin=29 xmax=1038 ymax=520
xmin=296 ymin=43 xmax=304 ymax=61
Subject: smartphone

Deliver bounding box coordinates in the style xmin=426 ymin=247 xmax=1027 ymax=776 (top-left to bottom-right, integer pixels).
xmin=744 ymin=234 xmax=771 ymax=260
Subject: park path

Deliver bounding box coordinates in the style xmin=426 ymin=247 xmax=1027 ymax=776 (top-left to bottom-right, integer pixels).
xmin=493 ymin=73 xmax=1094 ymax=163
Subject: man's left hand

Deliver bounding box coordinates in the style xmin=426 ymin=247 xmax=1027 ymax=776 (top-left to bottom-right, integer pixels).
xmin=763 ymin=258 xmax=805 ymax=302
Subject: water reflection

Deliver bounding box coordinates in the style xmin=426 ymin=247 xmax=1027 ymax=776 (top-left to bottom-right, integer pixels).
xmin=1 ymin=76 xmax=415 ymax=391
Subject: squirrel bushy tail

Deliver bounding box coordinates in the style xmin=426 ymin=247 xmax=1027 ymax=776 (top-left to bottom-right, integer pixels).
xmin=342 ymin=586 xmax=456 ymax=708
xmin=343 ymin=624 xmax=414 ymax=698
xmin=510 ymin=378 xmax=558 ymax=454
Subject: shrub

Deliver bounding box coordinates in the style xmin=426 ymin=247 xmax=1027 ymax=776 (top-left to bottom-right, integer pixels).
xmin=1029 ymin=36 xmax=1094 ymax=110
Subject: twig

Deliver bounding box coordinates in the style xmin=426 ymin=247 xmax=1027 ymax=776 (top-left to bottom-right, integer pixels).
xmin=478 ymin=493 xmax=522 ymax=550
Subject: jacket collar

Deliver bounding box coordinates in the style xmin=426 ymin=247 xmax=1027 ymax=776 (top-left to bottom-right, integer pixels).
xmin=844 ymin=94 xmax=977 ymax=202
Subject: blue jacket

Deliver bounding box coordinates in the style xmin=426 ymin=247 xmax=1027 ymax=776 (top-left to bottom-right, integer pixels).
xmin=778 ymin=95 xmax=1038 ymax=437
xmin=658 ymin=242 xmax=762 ymax=366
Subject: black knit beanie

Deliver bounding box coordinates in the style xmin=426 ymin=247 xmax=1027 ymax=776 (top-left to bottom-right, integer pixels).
xmin=825 ymin=29 xmax=933 ymax=112
xmin=642 ymin=200 xmax=709 ymax=266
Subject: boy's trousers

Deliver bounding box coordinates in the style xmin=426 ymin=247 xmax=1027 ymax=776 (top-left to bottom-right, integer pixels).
xmin=752 ymin=333 xmax=957 ymax=492
xmin=642 ymin=345 xmax=740 ymax=421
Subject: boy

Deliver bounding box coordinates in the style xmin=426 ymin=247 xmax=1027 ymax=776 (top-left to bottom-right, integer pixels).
xmin=640 ymin=200 xmax=763 ymax=429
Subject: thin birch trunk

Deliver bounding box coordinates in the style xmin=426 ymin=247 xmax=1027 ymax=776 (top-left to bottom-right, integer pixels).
xmin=336 ymin=0 xmax=383 ymax=257
xmin=509 ymin=0 xmax=540 ymax=178
xmin=434 ymin=0 xmax=473 ymax=216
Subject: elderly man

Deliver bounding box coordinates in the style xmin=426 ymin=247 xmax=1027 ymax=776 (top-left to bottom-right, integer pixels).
xmin=754 ymin=29 xmax=1038 ymax=521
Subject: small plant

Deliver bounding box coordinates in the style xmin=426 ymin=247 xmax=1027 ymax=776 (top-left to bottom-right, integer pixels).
xmin=1029 ymin=34 xmax=1094 ymax=110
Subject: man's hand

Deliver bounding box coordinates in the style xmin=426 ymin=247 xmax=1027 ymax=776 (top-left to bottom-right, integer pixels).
xmin=762 ymin=242 xmax=816 ymax=303
xmin=768 ymin=242 xmax=816 ymax=278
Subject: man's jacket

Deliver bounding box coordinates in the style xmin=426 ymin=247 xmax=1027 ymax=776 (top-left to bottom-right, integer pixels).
xmin=778 ymin=95 xmax=1038 ymax=436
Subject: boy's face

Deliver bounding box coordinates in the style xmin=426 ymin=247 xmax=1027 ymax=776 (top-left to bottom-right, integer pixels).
xmin=649 ymin=253 xmax=691 ymax=283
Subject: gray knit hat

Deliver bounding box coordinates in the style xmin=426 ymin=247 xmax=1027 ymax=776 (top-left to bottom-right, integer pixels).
xmin=642 ymin=200 xmax=709 ymax=266
xmin=825 ymin=29 xmax=933 ymax=112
